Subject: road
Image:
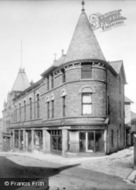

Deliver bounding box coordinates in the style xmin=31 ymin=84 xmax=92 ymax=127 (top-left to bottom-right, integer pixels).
xmin=0 ymin=154 xmax=135 ymax=190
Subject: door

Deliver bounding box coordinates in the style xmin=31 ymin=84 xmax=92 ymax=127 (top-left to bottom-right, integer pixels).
xmin=95 ymin=131 xmax=104 ymax=152
xmin=80 ymin=132 xmax=86 ymax=152
xmin=87 ymin=132 xmax=95 ymax=152
xmin=50 ymin=130 xmax=62 ymax=154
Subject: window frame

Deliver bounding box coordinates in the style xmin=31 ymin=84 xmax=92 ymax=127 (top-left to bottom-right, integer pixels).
xmin=47 ymin=101 xmax=50 ymax=119
xmin=81 ymin=63 xmax=92 ymax=79
xmin=51 ymin=73 xmax=54 ymax=89
xmin=24 ymin=100 xmax=26 ymax=121
xmin=51 ymin=100 xmax=54 ymax=118
xmin=47 ymin=75 xmax=49 ymax=91
xmin=29 ymin=97 xmax=32 ymax=120
xmin=19 ymin=103 xmax=21 ymax=122
xmin=62 ymin=96 xmax=66 ymax=117
xmin=61 ymin=68 xmax=66 ymax=83
xmin=37 ymin=94 xmax=40 ymax=119
xmin=82 ymin=93 xmax=92 ymax=115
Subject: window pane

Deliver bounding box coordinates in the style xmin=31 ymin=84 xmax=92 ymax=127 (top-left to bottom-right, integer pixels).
xmin=82 ymin=64 xmax=92 ymax=79
xmin=83 ymin=94 xmax=91 ymax=103
xmin=83 ymin=105 xmax=92 ymax=114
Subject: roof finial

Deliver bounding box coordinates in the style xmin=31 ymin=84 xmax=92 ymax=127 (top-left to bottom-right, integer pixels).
xmin=81 ymin=0 xmax=85 ymax=12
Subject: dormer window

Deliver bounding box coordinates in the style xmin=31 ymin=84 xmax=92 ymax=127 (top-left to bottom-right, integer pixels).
xmin=81 ymin=63 xmax=92 ymax=79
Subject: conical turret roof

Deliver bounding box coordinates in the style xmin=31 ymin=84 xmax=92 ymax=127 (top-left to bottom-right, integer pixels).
xmin=11 ymin=68 xmax=30 ymax=92
xmin=65 ymin=11 xmax=105 ymax=63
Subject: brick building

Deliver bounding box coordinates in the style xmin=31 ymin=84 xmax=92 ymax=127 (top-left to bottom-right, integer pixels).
xmin=125 ymin=96 xmax=133 ymax=146
xmin=2 ymin=5 xmax=126 ymax=155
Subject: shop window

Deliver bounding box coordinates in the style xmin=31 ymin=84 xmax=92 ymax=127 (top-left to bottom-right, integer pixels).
xmin=34 ymin=130 xmax=43 ymax=150
xmin=14 ymin=130 xmax=19 ymax=148
xmin=81 ymin=63 xmax=92 ymax=79
xmin=82 ymin=93 xmax=92 ymax=115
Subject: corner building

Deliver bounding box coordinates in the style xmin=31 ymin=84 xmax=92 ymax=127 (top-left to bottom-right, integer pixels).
xmin=3 ymin=8 xmax=126 ymax=155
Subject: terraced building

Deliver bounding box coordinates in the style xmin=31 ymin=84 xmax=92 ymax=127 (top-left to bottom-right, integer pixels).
xmin=2 ymin=3 xmax=126 ymax=155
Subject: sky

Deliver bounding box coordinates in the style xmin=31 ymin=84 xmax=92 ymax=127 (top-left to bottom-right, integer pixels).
xmin=0 ymin=0 xmax=136 ymax=117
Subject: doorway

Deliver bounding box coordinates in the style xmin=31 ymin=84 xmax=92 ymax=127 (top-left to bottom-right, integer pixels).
xmin=50 ymin=130 xmax=62 ymax=154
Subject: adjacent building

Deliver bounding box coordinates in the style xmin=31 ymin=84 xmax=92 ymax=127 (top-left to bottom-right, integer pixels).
xmin=125 ymin=96 xmax=133 ymax=146
xmin=2 ymin=5 xmax=126 ymax=155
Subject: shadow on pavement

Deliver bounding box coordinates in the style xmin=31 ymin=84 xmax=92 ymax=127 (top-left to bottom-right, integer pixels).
xmin=0 ymin=156 xmax=80 ymax=190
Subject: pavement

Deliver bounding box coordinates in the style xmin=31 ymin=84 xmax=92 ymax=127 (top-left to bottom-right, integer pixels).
xmin=0 ymin=154 xmax=135 ymax=190
xmin=0 ymin=147 xmax=136 ymax=185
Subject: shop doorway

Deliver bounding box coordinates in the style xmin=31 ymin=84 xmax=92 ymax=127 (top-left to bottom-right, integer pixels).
xmin=50 ymin=130 xmax=62 ymax=154
xmin=80 ymin=130 xmax=104 ymax=152
xmin=26 ymin=130 xmax=32 ymax=151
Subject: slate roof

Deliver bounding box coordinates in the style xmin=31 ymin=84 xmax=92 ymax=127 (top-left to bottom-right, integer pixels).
xmin=53 ymin=54 xmax=66 ymax=67
xmin=64 ymin=11 xmax=106 ymax=63
xmin=125 ymin=96 xmax=133 ymax=103
xmin=109 ymin=60 xmax=127 ymax=84
xmin=109 ymin=60 xmax=123 ymax=74
xmin=11 ymin=68 xmax=30 ymax=92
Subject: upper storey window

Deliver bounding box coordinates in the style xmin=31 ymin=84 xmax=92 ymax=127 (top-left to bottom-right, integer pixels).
xmin=29 ymin=97 xmax=32 ymax=120
xmin=37 ymin=94 xmax=40 ymax=119
xmin=82 ymin=93 xmax=92 ymax=115
xmin=119 ymin=76 xmax=121 ymax=94
xmin=24 ymin=100 xmax=26 ymax=121
xmin=47 ymin=75 xmax=49 ymax=91
xmin=81 ymin=63 xmax=92 ymax=79
xmin=51 ymin=74 xmax=54 ymax=89
xmin=61 ymin=68 xmax=66 ymax=83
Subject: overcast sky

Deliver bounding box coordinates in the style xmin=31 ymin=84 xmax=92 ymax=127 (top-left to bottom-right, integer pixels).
xmin=0 ymin=0 xmax=136 ymax=117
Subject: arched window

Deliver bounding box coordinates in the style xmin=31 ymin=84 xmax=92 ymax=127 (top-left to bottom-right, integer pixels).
xmin=61 ymin=68 xmax=66 ymax=83
xmin=19 ymin=103 xmax=21 ymax=122
xmin=51 ymin=73 xmax=54 ymax=89
xmin=81 ymin=87 xmax=93 ymax=115
xmin=14 ymin=105 xmax=17 ymax=122
xmin=24 ymin=100 xmax=26 ymax=121
xmin=46 ymin=97 xmax=50 ymax=119
xmin=51 ymin=95 xmax=55 ymax=118
xmin=37 ymin=94 xmax=40 ymax=119
xmin=29 ymin=97 xmax=32 ymax=120
xmin=61 ymin=89 xmax=66 ymax=117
